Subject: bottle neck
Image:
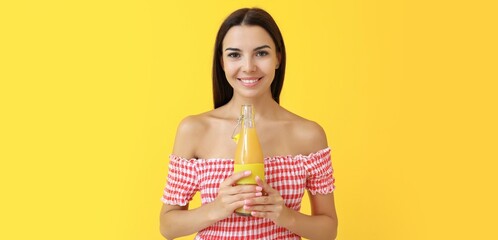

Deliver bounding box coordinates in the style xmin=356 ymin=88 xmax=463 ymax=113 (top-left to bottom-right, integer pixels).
xmin=240 ymin=105 xmax=255 ymax=128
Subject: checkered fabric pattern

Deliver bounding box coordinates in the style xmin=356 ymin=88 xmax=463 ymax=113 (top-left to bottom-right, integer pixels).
xmin=161 ymin=147 xmax=335 ymax=240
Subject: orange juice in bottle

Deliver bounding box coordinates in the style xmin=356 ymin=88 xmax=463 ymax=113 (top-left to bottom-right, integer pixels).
xmin=234 ymin=105 xmax=265 ymax=216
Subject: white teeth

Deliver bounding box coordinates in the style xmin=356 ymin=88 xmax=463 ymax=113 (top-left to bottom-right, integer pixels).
xmin=240 ymin=79 xmax=258 ymax=83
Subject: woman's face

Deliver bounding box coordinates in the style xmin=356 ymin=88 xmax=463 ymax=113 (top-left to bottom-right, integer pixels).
xmin=221 ymin=25 xmax=280 ymax=99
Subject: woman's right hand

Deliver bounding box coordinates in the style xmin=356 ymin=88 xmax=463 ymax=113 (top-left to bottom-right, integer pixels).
xmin=208 ymin=170 xmax=263 ymax=221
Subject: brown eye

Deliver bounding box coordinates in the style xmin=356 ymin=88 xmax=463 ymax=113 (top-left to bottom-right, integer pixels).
xmin=227 ymin=52 xmax=241 ymax=58
xmin=256 ymin=51 xmax=269 ymax=57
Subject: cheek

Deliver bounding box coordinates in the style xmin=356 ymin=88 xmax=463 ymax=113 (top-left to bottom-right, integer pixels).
xmin=223 ymin=62 xmax=239 ymax=77
xmin=262 ymin=57 xmax=278 ymax=70
xmin=260 ymin=61 xmax=277 ymax=74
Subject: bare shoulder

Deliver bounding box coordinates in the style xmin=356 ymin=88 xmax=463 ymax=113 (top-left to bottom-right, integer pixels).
xmin=280 ymin=109 xmax=328 ymax=154
xmin=176 ymin=113 xmax=209 ymax=135
xmin=172 ymin=112 xmax=211 ymax=158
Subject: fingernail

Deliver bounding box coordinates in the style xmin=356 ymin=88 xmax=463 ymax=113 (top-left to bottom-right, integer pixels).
xmin=244 ymin=170 xmax=252 ymax=176
xmin=244 ymin=205 xmax=250 ymax=210
xmin=244 ymin=200 xmax=249 ymax=205
xmin=256 ymin=186 xmax=263 ymax=191
xmin=255 ymin=192 xmax=262 ymax=196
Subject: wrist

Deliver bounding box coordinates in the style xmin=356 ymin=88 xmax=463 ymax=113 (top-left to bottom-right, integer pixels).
xmin=204 ymin=202 xmax=220 ymax=223
xmin=275 ymin=206 xmax=297 ymax=228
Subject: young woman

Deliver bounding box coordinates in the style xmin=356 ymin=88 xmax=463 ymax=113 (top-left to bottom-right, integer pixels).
xmin=160 ymin=8 xmax=338 ymax=240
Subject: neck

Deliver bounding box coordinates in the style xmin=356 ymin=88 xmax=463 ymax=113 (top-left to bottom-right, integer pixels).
xmin=223 ymin=92 xmax=280 ymax=121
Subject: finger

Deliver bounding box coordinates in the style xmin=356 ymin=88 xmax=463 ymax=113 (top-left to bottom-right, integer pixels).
xmin=249 ymin=211 xmax=270 ymax=218
xmin=244 ymin=196 xmax=272 ymax=206
xmin=220 ymin=170 xmax=252 ymax=187
xmin=222 ymin=185 xmax=263 ymax=196
xmin=255 ymin=176 xmax=274 ymax=194
xmin=244 ymin=203 xmax=272 ymax=212
xmin=225 ymin=192 xmax=263 ymax=205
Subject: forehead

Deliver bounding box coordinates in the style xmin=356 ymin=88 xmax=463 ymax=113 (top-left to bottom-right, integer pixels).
xmin=222 ymin=25 xmax=275 ymax=49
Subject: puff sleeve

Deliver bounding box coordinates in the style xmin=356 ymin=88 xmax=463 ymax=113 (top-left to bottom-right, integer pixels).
xmin=303 ymin=148 xmax=335 ymax=195
xmin=161 ymin=155 xmax=199 ymax=206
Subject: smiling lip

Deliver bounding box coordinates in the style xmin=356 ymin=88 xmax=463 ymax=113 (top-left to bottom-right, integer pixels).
xmin=238 ymin=77 xmax=262 ymax=87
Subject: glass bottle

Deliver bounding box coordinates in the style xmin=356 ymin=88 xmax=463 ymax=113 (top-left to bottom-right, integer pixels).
xmin=233 ymin=105 xmax=265 ymax=216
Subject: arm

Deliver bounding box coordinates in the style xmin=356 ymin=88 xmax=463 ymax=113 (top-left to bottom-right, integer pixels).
xmin=287 ymin=121 xmax=338 ymax=239
xmin=159 ymin=116 xmax=208 ymax=239
xmin=246 ymin=178 xmax=338 ymax=240
xmin=159 ymin=203 xmax=214 ymax=239
xmin=159 ymin=116 xmax=262 ymax=239
xmin=280 ymin=192 xmax=338 ymax=240
xmin=244 ymin=119 xmax=338 ymax=239
xmin=159 ymin=171 xmax=262 ymax=239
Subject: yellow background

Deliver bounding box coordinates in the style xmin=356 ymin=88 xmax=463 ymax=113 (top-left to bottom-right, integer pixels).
xmin=1 ymin=0 xmax=497 ymax=239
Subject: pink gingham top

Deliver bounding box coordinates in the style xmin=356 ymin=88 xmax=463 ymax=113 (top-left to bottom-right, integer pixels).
xmin=161 ymin=147 xmax=335 ymax=240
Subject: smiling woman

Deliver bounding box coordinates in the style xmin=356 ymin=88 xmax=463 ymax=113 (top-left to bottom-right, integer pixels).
xmin=212 ymin=8 xmax=287 ymax=109
xmin=221 ymin=26 xmax=280 ymax=100
xmin=159 ymin=8 xmax=337 ymax=240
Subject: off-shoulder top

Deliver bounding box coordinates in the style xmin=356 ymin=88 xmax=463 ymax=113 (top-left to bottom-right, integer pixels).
xmin=161 ymin=147 xmax=335 ymax=240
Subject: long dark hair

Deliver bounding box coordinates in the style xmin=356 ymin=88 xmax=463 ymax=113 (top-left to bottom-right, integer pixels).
xmin=212 ymin=8 xmax=287 ymax=109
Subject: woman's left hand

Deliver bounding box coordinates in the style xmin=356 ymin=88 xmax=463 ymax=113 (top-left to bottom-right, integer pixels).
xmin=243 ymin=176 xmax=291 ymax=224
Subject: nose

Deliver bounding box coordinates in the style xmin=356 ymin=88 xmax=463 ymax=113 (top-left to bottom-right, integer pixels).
xmin=242 ymin=56 xmax=256 ymax=72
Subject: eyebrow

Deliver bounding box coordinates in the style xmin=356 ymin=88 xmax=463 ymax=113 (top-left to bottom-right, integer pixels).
xmin=224 ymin=45 xmax=271 ymax=52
